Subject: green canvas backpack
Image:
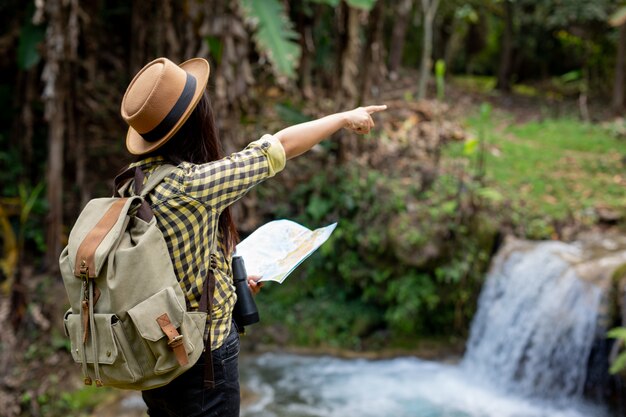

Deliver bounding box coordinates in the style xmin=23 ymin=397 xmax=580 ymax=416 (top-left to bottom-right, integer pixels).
xmin=59 ymin=165 xmax=208 ymax=390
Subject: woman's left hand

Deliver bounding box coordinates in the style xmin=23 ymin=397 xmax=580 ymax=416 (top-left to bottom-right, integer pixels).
xmin=248 ymin=276 xmax=264 ymax=296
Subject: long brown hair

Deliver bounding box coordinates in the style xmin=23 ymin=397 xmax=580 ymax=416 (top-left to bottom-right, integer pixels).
xmin=151 ymin=91 xmax=239 ymax=254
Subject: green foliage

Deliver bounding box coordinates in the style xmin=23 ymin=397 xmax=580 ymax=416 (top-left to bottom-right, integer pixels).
xmin=308 ymin=0 xmax=340 ymax=6
xmin=30 ymin=384 xmax=115 ymax=417
xmin=344 ymin=0 xmax=377 ymax=10
xmin=256 ymin=161 xmax=496 ymax=347
xmin=274 ymin=102 xmax=312 ymax=125
xmin=1 ymin=181 xmax=47 ymax=294
xmin=58 ymin=386 xmax=113 ymax=414
xmin=238 ymin=0 xmax=302 ymax=79
xmin=452 ymin=76 xmax=497 ymax=93
xmin=608 ymin=327 xmax=626 ymax=374
xmin=17 ymin=21 xmax=44 ymax=70
xmin=526 ymin=0 xmax=610 ymax=28
xmin=204 ymin=36 xmax=224 ymax=65
xmin=308 ymin=0 xmax=376 ymax=10
xmin=435 ymin=59 xmax=446 ymax=101
xmin=446 ymin=114 xmax=626 ymax=239
xmin=0 ymin=150 xmax=23 ymax=197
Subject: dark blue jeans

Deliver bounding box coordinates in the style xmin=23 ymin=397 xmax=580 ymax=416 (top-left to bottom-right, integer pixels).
xmin=142 ymin=323 xmax=241 ymax=417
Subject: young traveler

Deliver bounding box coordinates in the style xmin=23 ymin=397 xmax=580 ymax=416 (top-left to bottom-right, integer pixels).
xmin=119 ymin=56 xmax=386 ymax=416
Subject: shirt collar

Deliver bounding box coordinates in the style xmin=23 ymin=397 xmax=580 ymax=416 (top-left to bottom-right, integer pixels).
xmin=129 ymin=155 xmax=167 ymax=170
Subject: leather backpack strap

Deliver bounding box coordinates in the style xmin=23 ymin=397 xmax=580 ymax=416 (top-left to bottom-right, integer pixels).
xmin=74 ymin=198 xmax=130 ymax=278
xmin=199 ymin=254 xmax=218 ymax=389
xmin=156 ymin=313 xmax=189 ymax=366
xmin=113 ymin=164 xmax=177 ymax=222
xmin=113 ymin=164 xmax=177 ymax=196
xmin=113 ymin=167 xmax=136 ymax=196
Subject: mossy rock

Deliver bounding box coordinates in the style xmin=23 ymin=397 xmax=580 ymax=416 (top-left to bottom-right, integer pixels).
xmin=388 ymin=210 xmax=451 ymax=268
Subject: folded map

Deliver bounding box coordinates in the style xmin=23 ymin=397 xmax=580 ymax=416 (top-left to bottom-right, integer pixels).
xmin=235 ymin=219 xmax=337 ymax=283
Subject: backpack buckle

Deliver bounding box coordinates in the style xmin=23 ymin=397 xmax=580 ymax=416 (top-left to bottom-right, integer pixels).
xmin=78 ymin=260 xmax=89 ymax=279
xmin=167 ymin=334 xmax=184 ymax=348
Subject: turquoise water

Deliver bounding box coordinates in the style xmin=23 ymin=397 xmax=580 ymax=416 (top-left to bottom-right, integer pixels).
xmin=240 ymin=353 xmax=612 ymax=417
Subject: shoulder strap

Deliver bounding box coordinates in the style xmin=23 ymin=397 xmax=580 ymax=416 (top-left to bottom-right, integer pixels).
xmin=113 ymin=164 xmax=177 ymax=222
xmin=114 ymin=164 xmax=177 ymax=197
xmin=140 ymin=164 xmax=178 ymax=197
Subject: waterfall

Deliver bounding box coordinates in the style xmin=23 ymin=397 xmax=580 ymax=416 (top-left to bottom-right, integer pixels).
xmin=239 ymin=234 xmax=626 ymax=417
xmin=461 ymin=239 xmax=606 ymax=400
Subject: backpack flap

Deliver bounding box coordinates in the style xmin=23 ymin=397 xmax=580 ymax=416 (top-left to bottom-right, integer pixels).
xmin=67 ymin=196 xmax=142 ymax=279
xmin=127 ymin=286 xmax=185 ymax=342
xmin=127 ymin=286 xmax=200 ymax=375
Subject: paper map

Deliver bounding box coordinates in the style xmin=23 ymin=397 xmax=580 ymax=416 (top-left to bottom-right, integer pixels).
xmin=235 ymin=220 xmax=337 ymax=283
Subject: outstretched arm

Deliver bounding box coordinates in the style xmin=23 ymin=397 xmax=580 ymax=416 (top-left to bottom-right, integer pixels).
xmin=274 ymin=105 xmax=387 ymax=160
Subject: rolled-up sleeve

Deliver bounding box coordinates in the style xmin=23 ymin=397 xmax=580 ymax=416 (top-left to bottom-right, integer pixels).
xmin=182 ymin=134 xmax=286 ymax=212
xmin=250 ymin=134 xmax=286 ymax=176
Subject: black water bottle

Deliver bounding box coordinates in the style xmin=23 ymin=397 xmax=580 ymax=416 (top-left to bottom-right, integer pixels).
xmin=232 ymin=255 xmax=260 ymax=330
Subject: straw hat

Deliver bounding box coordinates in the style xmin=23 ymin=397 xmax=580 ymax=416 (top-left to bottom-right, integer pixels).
xmin=120 ymin=57 xmax=210 ymax=155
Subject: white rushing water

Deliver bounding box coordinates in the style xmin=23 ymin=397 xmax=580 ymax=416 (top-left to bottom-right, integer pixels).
xmin=241 ymin=239 xmax=615 ymax=417
xmin=461 ymin=240 xmax=603 ymax=400
xmin=240 ymin=354 xmax=610 ymax=417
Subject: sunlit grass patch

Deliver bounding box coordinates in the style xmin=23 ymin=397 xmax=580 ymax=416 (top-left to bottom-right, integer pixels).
xmin=451 ymin=75 xmax=497 ymax=94
xmin=446 ymin=116 xmax=626 ymax=236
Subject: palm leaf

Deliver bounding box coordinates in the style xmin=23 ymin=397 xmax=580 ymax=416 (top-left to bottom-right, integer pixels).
xmin=608 ymin=327 xmax=626 ymax=341
xmin=346 ymin=0 xmax=377 ymax=10
xmin=610 ymin=352 xmax=626 ymax=375
xmin=309 ymin=0 xmax=340 ymax=6
xmin=309 ymin=0 xmax=376 ymax=10
xmin=239 ymin=0 xmax=301 ymax=79
xmin=17 ymin=23 xmax=45 ymax=70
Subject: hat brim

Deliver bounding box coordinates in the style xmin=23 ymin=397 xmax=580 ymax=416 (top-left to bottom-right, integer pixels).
xmin=126 ymin=58 xmax=210 ymax=156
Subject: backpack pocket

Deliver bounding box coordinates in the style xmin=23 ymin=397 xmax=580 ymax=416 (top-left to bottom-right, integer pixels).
xmin=127 ymin=286 xmax=206 ymax=375
xmin=64 ymin=310 xmax=143 ymax=384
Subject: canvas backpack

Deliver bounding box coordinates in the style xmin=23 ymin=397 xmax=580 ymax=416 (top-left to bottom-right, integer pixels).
xmin=59 ymin=165 xmax=210 ymax=390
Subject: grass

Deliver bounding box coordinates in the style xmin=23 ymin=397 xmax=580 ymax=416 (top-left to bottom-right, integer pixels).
xmin=451 ymin=75 xmax=497 ymax=94
xmin=445 ymin=113 xmax=626 ymax=237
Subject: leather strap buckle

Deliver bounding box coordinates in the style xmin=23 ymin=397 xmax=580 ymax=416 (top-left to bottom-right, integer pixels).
xmin=156 ymin=313 xmax=188 ymax=366
xmin=168 ymin=334 xmax=184 ymax=347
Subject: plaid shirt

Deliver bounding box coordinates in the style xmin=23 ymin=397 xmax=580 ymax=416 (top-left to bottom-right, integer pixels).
xmin=127 ymin=135 xmax=286 ymax=350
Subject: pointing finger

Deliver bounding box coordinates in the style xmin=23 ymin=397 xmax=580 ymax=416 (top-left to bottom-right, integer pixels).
xmin=364 ymin=105 xmax=387 ymax=114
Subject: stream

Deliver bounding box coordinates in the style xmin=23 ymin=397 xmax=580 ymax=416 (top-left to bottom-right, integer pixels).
xmin=240 ymin=237 xmax=626 ymax=417
xmin=240 ymin=353 xmax=611 ymax=417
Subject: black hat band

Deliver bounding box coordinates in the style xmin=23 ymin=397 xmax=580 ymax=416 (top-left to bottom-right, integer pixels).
xmin=141 ymin=73 xmax=197 ymax=143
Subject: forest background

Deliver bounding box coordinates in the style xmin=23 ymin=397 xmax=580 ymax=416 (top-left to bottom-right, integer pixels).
xmin=2 ymin=0 xmax=626 ymax=415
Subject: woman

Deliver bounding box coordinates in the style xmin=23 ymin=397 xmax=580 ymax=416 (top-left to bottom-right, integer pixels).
xmin=119 ymin=57 xmax=385 ymax=417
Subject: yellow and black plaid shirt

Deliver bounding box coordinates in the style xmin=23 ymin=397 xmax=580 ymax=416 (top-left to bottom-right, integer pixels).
xmin=127 ymin=135 xmax=286 ymax=350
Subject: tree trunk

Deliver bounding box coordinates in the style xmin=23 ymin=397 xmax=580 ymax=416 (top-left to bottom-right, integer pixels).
xmin=297 ymin=4 xmax=316 ymax=99
xmin=443 ymin=16 xmax=466 ymax=73
xmin=18 ymin=70 xmax=37 ymax=181
xmin=613 ymin=23 xmax=626 ymax=112
xmin=162 ymin=0 xmax=180 ymax=62
xmin=337 ymin=5 xmax=365 ymax=164
xmin=418 ymin=0 xmax=440 ymax=100
xmin=388 ymin=0 xmax=413 ymax=78
xmin=496 ymin=1 xmax=514 ymax=93
xmin=130 ymin=0 xmax=150 ymax=74
xmin=360 ymin=0 xmax=385 ymax=103
xmin=339 ymin=6 xmax=362 ymax=103
xmin=42 ymin=0 xmax=67 ymax=271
